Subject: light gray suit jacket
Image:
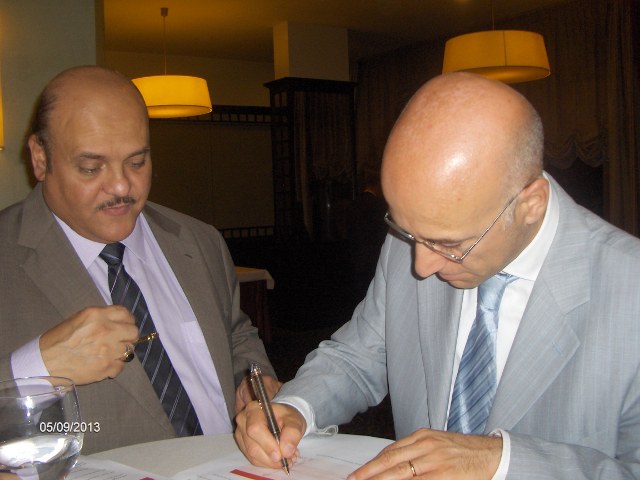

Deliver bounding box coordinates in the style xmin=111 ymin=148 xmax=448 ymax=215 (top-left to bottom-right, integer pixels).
xmin=0 ymin=184 xmax=275 ymax=454
xmin=277 ymin=176 xmax=640 ymax=478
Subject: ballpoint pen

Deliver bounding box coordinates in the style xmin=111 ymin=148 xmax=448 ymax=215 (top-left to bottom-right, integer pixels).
xmin=250 ymin=363 xmax=290 ymax=476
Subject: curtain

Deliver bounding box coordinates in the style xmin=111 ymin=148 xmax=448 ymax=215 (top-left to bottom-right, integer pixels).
xmin=294 ymin=89 xmax=355 ymax=238
xmin=507 ymin=0 xmax=608 ymax=168
xmin=603 ymin=0 xmax=639 ymax=234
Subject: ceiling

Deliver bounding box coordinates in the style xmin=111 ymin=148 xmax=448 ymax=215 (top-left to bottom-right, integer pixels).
xmin=103 ymin=0 xmax=570 ymax=64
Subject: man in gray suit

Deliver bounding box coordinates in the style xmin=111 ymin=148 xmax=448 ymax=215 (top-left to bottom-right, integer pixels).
xmin=0 ymin=66 xmax=278 ymax=453
xmin=235 ymin=73 xmax=640 ymax=478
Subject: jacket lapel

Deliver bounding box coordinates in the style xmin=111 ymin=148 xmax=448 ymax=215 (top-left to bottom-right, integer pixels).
xmin=487 ymin=282 xmax=581 ymax=430
xmin=18 ymin=185 xmax=106 ymax=322
xmin=143 ymin=205 xmax=236 ymax=420
xmin=487 ymin=180 xmax=589 ymax=431
xmin=417 ymin=276 xmax=463 ymax=430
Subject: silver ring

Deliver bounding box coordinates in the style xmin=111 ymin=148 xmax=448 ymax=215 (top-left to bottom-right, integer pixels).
xmin=122 ymin=345 xmax=135 ymax=362
xmin=408 ymin=460 xmax=417 ymax=477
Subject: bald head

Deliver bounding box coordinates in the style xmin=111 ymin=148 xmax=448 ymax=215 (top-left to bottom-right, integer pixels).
xmin=382 ymin=73 xmax=543 ymax=225
xmin=31 ymin=66 xmax=147 ymax=167
xmin=380 ymin=73 xmax=548 ymax=286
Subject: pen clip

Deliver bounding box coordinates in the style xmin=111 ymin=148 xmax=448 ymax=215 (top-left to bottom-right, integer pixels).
xmin=133 ymin=331 xmax=158 ymax=347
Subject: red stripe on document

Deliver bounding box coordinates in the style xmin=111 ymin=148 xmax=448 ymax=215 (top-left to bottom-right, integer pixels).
xmin=230 ymin=469 xmax=275 ymax=480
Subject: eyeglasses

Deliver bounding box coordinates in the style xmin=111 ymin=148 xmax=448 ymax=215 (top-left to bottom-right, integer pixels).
xmin=384 ymin=192 xmax=520 ymax=263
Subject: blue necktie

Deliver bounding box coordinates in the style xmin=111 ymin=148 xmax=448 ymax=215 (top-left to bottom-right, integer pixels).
xmin=100 ymin=242 xmax=202 ymax=436
xmin=447 ymin=272 xmax=516 ymax=434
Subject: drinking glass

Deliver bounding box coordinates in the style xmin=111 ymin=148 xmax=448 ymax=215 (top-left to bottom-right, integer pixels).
xmin=0 ymin=376 xmax=83 ymax=480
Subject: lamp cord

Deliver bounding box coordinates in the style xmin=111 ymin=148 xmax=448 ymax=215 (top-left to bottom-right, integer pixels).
xmin=161 ymin=7 xmax=168 ymax=75
xmin=491 ymin=0 xmax=495 ymax=30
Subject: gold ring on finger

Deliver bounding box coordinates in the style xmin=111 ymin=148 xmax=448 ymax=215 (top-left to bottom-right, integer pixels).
xmin=408 ymin=459 xmax=417 ymax=477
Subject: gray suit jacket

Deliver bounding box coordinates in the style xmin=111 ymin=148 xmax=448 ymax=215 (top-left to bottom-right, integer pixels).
xmin=277 ymin=176 xmax=640 ymax=478
xmin=0 ymin=184 xmax=275 ymax=454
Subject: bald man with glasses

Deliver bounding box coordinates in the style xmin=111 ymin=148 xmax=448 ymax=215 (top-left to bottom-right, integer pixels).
xmin=383 ymin=184 xmax=523 ymax=263
xmin=235 ymin=73 xmax=640 ymax=479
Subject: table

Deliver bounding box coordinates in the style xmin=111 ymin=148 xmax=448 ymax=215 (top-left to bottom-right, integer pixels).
xmin=89 ymin=434 xmax=239 ymax=477
xmin=235 ymin=266 xmax=275 ymax=289
xmin=89 ymin=433 xmax=393 ymax=478
xmin=235 ymin=266 xmax=274 ymax=343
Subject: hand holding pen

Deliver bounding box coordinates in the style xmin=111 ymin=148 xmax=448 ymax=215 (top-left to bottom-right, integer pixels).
xmin=39 ymin=305 xmax=139 ymax=385
xmin=122 ymin=331 xmax=157 ymax=362
xmin=250 ymin=363 xmax=290 ymax=475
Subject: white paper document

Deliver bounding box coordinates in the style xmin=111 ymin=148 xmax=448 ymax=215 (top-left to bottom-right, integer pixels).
xmin=69 ymin=457 xmax=170 ymax=480
xmin=70 ymin=435 xmax=392 ymax=480
xmin=174 ymin=434 xmax=392 ymax=480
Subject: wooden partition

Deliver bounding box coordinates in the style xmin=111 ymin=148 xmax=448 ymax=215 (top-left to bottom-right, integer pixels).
xmin=147 ymin=106 xmax=275 ymax=232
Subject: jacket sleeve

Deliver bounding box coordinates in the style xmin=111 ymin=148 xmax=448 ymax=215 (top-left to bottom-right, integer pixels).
xmin=214 ymin=227 xmax=276 ymax=386
xmin=275 ymin=234 xmax=393 ymax=428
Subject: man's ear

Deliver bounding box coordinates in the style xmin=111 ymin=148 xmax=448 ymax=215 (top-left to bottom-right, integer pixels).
xmin=520 ymin=177 xmax=549 ymax=225
xmin=28 ymin=134 xmax=47 ymax=181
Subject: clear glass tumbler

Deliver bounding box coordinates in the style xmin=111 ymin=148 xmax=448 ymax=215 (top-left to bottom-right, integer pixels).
xmin=0 ymin=376 xmax=83 ymax=480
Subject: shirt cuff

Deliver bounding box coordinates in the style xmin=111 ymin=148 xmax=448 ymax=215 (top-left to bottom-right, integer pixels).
xmin=489 ymin=428 xmax=511 ymax=480
xmin=274 ymin=395 xmax=338 ymax=437
xmin=11 ymin=336 xmax=51 ymax=378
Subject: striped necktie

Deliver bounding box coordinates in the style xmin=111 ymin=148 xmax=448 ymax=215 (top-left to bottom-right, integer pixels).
xmin=100 ymin=242 xmax=202 ymax=436
xmin=447 ymin=272 xmax=516 ymax=434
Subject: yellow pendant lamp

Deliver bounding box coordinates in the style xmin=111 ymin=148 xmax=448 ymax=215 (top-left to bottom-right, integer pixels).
xmin=132 ymin=8 xmax=212 ymax=118
xmin=442 ymin=30 xmax=550 ymax=84
xmin=442 ymin=4 xmax=550 ymax=84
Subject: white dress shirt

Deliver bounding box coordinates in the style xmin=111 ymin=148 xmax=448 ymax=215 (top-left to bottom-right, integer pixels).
xmin=450 ymin=177 xmax=559 ymax=477
xmin=11 ymin=213 xmax=232 ymax=434
xmin=278 ymin=174 xmax=560 ymax=479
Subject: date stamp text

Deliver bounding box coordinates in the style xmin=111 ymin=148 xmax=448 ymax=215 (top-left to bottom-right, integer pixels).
xmin=39 ymin=421 xmax=101 ymax=433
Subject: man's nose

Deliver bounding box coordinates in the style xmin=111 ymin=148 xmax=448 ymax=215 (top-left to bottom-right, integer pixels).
xmin=103 ymin=168 xmax=131 ymax=197
xmin=413 ymin=243 xmax=449 ymax=278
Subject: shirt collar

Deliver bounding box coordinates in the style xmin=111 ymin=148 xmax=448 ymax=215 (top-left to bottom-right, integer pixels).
xmin=503 ymin=172 xmax=559 ymax=282
xmin=54 ymin=213 xmax=149 ymax=268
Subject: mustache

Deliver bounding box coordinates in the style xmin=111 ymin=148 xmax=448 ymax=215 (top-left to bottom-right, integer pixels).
xmin=96 ymin=196 xmax=136 ymax=211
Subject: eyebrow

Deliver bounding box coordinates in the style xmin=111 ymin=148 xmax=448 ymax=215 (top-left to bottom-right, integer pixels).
xmin=420 ymin=234 xmax=468 ymax=245
xmin=127 ymin=147 xmax=151 ymax=158
xmin=75 ymin=146 xmax=150 ymax=161
xmin=400 ymin=221 xmax=468 ymax=245
xmin=387 ymin=210 xmax=474 ymax=246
